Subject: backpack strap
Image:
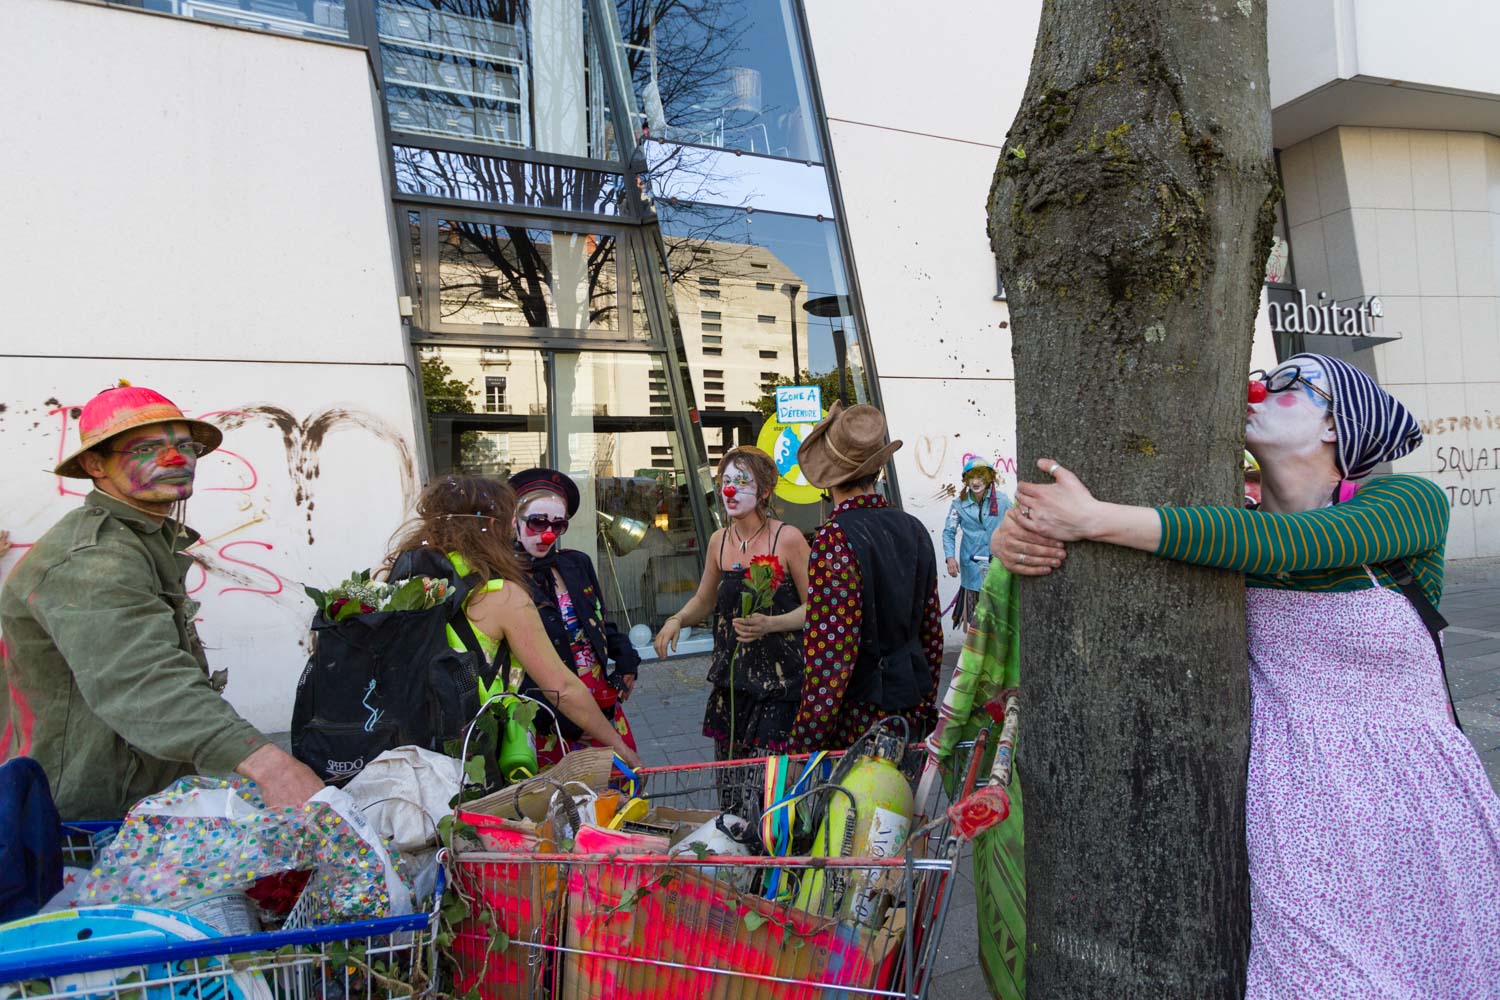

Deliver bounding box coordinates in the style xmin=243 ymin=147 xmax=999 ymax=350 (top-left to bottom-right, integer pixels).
xmin=449 ymin=572 xmax=499 ymax=687
xmin=1378 ymin=558 xmax=1462 ymax=734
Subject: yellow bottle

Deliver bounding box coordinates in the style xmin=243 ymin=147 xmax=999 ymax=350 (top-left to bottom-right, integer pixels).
xmin=794 ymin=733 xmax=913 ymax=920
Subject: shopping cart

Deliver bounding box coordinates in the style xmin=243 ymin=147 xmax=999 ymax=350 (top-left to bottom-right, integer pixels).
xmin=447 ymin=738 xmax=984 ymax=1000
xmin=0 ymin=822 xmax=442 ymax=1000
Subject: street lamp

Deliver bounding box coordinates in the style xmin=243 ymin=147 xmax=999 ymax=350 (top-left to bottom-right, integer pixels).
xmin=805 ymin=294 xmax=854 ymax=406
xmin=782 ymin=282 xmax=801 ymax=379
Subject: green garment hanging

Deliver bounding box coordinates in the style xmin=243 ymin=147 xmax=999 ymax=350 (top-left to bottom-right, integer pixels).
xmin=933 ymin=560 xmax=1025 ymax=998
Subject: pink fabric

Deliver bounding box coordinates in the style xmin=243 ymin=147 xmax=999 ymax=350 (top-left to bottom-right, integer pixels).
xmin=1245 ymin=585 xmax=1500 ymax=998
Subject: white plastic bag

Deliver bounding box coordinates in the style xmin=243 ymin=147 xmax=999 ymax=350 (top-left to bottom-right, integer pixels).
xmin=341 ymin=746 xmax=462 ymax=852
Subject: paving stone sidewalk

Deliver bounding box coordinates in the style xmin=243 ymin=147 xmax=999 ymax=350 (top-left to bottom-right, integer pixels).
xmin=624 ymin=578 xmax=1500 ymax=998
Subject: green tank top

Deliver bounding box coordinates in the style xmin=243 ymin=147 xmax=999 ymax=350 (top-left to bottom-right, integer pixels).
xmin=445 ymin=552 xmax=523 ymax=696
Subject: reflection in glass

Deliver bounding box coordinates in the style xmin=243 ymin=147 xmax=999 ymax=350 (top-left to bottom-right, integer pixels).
xmin=437 ymin=219 xmax=622 ymax=332
xmin=615 ymin=0 xmax=821 ymax=161
xmin=420 ymin=346 xmax=548 ymax=476
xmin=555 ymin=352 xmax=697 ymax=630
xmin=377 ymin=0 xmax=616 ymax=158
xmin=658 ymin=203 xmax=867 ymax=536
xmin=138 ymin=0 xmax=347 ymax=40
xmin=394 ymin=147 xmax=624 ymax=215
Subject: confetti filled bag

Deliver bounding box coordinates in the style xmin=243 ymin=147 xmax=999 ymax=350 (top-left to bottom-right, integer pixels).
xmin=81 ymin=777 xmax=411 ymax=924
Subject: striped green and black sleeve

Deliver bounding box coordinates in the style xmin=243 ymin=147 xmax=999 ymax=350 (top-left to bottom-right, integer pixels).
xmin=1155 ymin=475 xmax=1449 ymax=584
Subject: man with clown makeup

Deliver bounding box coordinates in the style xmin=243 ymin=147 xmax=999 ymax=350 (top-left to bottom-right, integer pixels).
xmin=1 ymin=384 xmax=325 ymax=820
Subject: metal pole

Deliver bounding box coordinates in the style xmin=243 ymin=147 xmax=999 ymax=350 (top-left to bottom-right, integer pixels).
xmin=783 ymin=283 xmax=802 ymax=377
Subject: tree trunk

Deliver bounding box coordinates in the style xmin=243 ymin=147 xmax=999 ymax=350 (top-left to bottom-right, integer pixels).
xmin=988 ymin=2 xmax=1277 ymax=995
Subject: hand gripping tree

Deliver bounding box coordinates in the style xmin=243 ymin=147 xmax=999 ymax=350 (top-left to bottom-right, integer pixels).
xmin=988 ymin=2 xmax=1278 ymax=996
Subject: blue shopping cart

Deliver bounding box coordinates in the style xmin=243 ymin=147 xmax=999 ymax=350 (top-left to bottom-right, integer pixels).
xmin=0 ymin=823 xmax=441 ymax=1000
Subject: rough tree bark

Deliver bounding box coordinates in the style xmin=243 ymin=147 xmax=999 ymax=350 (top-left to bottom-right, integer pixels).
xmin=988 ymin=1 xmax=1277 ymax=995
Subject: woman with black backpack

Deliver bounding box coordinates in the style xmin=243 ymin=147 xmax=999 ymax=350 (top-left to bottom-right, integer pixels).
xmin=385 ymin=475 xmax=644 ymax=771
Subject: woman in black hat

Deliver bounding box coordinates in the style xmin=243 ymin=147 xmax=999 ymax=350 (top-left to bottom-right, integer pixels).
xmin=509 ymin=468 xmax=641 ymax=767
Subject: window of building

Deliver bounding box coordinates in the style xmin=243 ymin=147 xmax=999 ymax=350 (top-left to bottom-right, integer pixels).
xmin=757 ymin=314 xmax=776 ymax=324
xmin=651 ymin=457 xmax=674 ymax=468
xmin=705 ymin=393 xmax=724 ymax=403
xmin=699 ymin=277 xmax=720 ymax=287
xmin=760 ymin=370 xmax=779 ymax=381
xmin=701 ymin=311 xmax=722 ymax=320
xmin=703 ymin=323 xmax=722 ymax=333
xmin=751 ymin=262 xmax=769 ymax=270
xmin=759 ymin=349 xmax=778 ymax=359
xmin=650 ymin=405 xmax=671 ymax=415
xmin=703 ymin=334 xmax=722 ymax=344
xmin=131 ymin=0 xmax=348 ymax=43
xmin=700 ymin=288 xmax=721 ymax=299
xmin=484 ymin=377 xmax=508 ymax=413
xmin=649 ymin=393 xmax=670 ymax=403
xmin=481 ymin=346 xmax=508 ymax=359
xmin=419 ymin=344 xmax=441 ymax=357
xmin=756 ymin=282 xmax=775 ymax=292
xmin=704 ymin=405 xmax=726 ymax=412
xmin=705 ymin=381 xmax=724 ymax=391
xmin=704 ymin=346 xmax=723 ymax=356
xmin=651 ymin=446 xmax=672 ymax=456
xmin=703 ymin=369 xmax=725 ymax=379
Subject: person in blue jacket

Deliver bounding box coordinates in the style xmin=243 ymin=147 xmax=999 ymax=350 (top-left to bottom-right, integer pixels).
xmin=942 ymin=454 xmax=1011 ymax=630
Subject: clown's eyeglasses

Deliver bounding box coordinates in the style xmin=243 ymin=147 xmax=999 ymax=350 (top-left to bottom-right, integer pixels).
xmin=1250 ymin=366 xmax=1335 ymax=407
xmin=108 ymin=440 xmax=210 ymax=460
xmin=522 ymin=514 xmax=570 ymax=535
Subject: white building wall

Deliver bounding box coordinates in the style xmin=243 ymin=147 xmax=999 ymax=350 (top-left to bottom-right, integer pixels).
xmin=0 ymin=0 xmax=421 ymax=731
xmin=803 ymin=0 xmax=1041 ymax=625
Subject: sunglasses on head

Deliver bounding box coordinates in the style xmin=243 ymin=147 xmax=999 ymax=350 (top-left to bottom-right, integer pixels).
xmin=522 ymin=514 xmax=570 ymax=535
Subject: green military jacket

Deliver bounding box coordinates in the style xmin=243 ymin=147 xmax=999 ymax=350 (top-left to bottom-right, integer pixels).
xmin=1 ymin=491 xmax=267 ymax=819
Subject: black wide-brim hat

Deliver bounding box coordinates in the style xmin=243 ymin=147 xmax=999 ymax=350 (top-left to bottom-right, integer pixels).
xmin=508 ymin=467 xmax=581 ymax=517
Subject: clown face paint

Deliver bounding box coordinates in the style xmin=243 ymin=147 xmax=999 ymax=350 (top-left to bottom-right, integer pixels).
xmin=965 ymin=473 xmax=990 ymax=497
xmin=720 ymin=460 xmax=759 ymax=518
xmin=1246 ymin=359 xmax=1334 ymax=455
xmin=515 ymin=493 xmax=567 ymax=558
xmin=93 ymin=422 xmax=200 ymax=508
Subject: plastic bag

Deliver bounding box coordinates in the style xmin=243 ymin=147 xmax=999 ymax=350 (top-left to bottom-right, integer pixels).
xmin=82 ymin=777 xmax=411 ymax=922
xmin=342 ymin=746 xmax=461 ymax=852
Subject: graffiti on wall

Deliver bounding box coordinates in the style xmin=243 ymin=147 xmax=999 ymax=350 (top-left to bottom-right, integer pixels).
xmin=1416 ymin=414 xmax=1498 ymax=510
xmin=1 ymin=398 xmax=418 ymax=629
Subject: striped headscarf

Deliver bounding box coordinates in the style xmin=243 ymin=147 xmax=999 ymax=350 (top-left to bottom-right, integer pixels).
xmin=1285 ymin=353 xmax=1422 ymax=480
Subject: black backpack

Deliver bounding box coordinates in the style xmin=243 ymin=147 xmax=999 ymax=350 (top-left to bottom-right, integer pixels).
xmin=290 ymin=549 xmax=497 ymax=784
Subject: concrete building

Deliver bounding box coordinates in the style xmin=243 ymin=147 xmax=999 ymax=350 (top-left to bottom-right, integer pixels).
xmin=1 ymin=0 xmax=1495 ymax=732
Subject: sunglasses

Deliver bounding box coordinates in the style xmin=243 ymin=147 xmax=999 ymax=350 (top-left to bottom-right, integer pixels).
xmin=1250 ymin=365 xmax=1335 ymax=407
xmin=522 ymin=514 xmax=570 ymax=535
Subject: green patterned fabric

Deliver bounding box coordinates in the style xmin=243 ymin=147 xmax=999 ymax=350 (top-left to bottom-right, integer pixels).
xmin=935 ymin=560 xmax=1024 ymax=998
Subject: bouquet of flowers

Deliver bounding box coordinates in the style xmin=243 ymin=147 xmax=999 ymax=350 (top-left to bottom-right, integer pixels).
xmin=305 ymin=569 xmax=454 ymax=622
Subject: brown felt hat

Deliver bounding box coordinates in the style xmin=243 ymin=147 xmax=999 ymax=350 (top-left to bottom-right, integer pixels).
xmin=796 ymin=401 xmax=902 ymax=489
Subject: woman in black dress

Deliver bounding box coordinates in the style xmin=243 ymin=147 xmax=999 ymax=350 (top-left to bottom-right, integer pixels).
xmin=652 ymin=446 xmax=809 ymax=760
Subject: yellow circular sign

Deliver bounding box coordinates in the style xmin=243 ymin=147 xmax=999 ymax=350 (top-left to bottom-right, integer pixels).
xmin=757 ymin=413 xmax=826 ymax=505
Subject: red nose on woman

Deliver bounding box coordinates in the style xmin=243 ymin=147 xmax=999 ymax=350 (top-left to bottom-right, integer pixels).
xmin=723 ymin=485 xmax=737 ymax=499
xmin=1248 ymin=380 xmax=1267 ymax=404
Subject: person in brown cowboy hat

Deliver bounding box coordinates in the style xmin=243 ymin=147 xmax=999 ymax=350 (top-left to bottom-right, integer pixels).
xmin=1 ymin=382 xmax=325 ymax=820
xmin=785 ymin=402 xmax=944 ymax=751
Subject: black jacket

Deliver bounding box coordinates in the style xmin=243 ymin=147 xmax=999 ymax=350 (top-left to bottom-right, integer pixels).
xmin=517 ymin=548 xmax=639 ymax=740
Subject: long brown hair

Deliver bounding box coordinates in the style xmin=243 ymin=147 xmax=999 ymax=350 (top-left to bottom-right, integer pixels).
xmin=716 ymin=446 xmax=778 ymax=518
xmin=386 ymin=474 xmax=524 ymax=588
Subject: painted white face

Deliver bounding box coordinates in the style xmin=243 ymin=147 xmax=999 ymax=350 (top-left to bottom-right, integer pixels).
xmin=515 ymin=493 xmax=568 ymax=558
xmin=965 ymin=472 xmax=989 ymax=496
xmin=1246 ymin=359 xmax=1335 ymax=455
xmin=720 ymin=459 xmax=759 ymax=518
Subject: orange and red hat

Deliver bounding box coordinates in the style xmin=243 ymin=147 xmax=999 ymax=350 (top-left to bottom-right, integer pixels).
xmin=54 ymin=382 xmax=223 ymax=479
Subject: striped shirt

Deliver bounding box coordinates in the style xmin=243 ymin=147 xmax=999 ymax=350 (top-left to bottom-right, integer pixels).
xmin=1154 ymin=475 xmax=1449 ymax=606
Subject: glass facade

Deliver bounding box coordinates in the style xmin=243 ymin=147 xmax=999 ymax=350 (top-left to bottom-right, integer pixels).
xmin=115 ymin=0 xmax=882 ymax=604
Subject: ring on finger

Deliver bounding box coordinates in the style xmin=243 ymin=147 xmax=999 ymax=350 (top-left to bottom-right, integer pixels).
xmin=1022 ymin=506 xmax=1033 ymax=519
xmin=1017 ymin=552 xmax=1027 ymax=564
xmin=1048 ymin=461 xmax=1061 ymax=475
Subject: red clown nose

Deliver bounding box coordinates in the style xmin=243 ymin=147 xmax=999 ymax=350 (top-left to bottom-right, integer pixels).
xmin=722 ymin=485 xmax=737 ymax=499
xmin=541 ymin=530 xmax=557 ymax=545
xmin=1248 ymin=381 xmax=1267 ymax=404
